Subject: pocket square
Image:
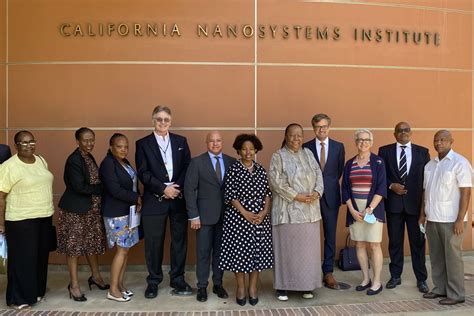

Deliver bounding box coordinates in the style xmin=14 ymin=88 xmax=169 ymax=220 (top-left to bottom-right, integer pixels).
xmin=178 ymin=147 xmax=183 ymax=151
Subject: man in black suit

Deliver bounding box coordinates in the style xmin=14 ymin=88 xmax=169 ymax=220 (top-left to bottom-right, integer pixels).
xmin=0 ymin=144 xmax=11 ymax=163
xmin=303 ymin=113 xmax=345 ymax=289
xmin=378 ymin=122 xmax=430 ymax=293
xmin=184 ymin=131 xmax=235 ymax=302
xmin=136 ymin=105 xmax=191 ymax=298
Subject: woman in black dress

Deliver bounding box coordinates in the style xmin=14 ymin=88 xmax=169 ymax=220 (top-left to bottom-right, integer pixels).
xmin=57 ymin=127 xmax=109 ymax=301
xmin=219 ymin=134 xmax=273 ymax=306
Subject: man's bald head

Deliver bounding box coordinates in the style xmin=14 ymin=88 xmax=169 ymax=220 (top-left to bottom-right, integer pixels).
xmin=206 ymin=131 xmax=223 ymax=155
xmin=433 ymin=129 xmax=453 ymax=158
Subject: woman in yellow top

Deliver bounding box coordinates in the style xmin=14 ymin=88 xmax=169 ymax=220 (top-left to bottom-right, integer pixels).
xmin=0 ymin=131 xmax=55 ymax=310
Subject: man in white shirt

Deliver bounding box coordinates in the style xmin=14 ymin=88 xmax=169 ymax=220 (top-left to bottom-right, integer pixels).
xmin=421 ymin=130 xmax=472 ymax=305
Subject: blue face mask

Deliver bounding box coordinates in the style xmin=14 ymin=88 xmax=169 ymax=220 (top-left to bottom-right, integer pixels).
xmin=364 ymin=213 xmax=377 ymax=224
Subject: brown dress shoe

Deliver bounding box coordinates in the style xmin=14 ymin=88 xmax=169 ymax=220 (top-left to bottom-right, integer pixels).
xmin=422 ymin=292 xmax=446 ymax=299
xmin=323 ymin=273 xmax=339 ymax=289
xmin=439 ymin=298 xmax=465 ymax=305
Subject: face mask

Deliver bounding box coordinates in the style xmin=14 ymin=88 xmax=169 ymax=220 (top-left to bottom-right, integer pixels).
xmin=363 ymin=213 xmax=377 ymax=224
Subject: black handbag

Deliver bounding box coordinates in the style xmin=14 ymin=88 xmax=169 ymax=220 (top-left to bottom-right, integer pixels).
xmin=338 ymin=234 xmax=360 ymax=271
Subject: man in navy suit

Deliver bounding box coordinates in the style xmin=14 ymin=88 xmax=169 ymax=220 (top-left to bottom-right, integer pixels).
xmin=0 ymin=144 xmax=11 ymax=164
xmin=136 ymin=105 xmax=191 ymax=298
xmin=378 ymin=122 xmax=430 ymax=293
xmin=184 ymin=131 xmax=235 ymax=302
xmin=303 ymin=113 xmax=345 ymax=289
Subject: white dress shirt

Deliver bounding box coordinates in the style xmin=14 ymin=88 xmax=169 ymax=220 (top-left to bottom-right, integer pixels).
xmin=396 ymin=142 xmax=412 ymax=175
xmin=315 ymin=137 xmax=329 ymax=163
xmin=154 ymin=132 xmax=173 ymax=182
xmin=423 ymin=150 xmax=472 ymax=222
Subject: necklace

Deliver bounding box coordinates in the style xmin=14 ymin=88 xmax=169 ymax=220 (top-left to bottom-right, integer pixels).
xmin=240 ymin=160 xmax=254 ymax=170
xmin=158 ymin=137 xmax=170 ymax=164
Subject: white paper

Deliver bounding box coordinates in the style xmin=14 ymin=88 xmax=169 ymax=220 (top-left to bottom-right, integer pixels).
xmin=0 ymin=234 xmax=7 ymax=259
xmin=129 ymin=205 xmax=141 ymax=229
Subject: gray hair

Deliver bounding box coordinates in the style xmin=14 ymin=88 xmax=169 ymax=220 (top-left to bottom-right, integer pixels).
xmin=354 ymin=129 xmax=373 ymax=141
xmin=152 ymin=105 xmax=172 ymax=117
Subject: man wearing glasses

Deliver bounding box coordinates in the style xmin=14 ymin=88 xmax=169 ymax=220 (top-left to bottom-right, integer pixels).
xmin=0 ymin=144 xmax=11 ymax=164
xmin=378 ymin=122 xmax=430 ymax=293
xmin=303 ymin=113 xmax=345 ymax=290
xmin=136 ymin=105 xmax=192 ymax=298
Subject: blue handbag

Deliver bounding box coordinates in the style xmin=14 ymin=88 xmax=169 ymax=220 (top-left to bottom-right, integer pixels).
xmin=338 ymin=234 xmax=361 ymax=271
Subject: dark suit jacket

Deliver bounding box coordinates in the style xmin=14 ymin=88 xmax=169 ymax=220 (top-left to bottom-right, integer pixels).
xmin=378 ymin=143 xmax=430 ymax=215
xmin=99 ymin=152 xmax=140 ymax=218
xmin=184 ymin=152 xmax=235 ymax=225
xmin=303 ymin=138 xmax=345 ymax=209
xmin=0 ymin=144 xmax=11 ymax=164
xmin=58 ymin=148 xmax=103 ymax=214
xmin=342 ymin=153 xmax=387 ymax=226
xmin=135 ymin=132 xmax=191 ymax=216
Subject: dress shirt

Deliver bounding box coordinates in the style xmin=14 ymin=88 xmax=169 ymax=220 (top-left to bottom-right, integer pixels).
xmin=396 ymin=142 xmax=412 ymax=175
xmin=424 ymin=150 xmax=472 ymax=222
xmin=154 ymin=132 xmax=173 ymax=182
xmin=208 ymin=151 xmax=225 ymax=182
xmin=315 ymin=137 xmax=329 ymax=163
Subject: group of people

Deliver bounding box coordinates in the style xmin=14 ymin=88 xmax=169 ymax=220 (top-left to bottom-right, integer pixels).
xmin=0 ymin=106 xmax=471 ymax=310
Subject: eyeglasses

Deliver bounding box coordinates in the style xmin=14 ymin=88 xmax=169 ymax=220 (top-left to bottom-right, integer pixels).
xmin=356 ymin=138 xmax=372 ymax=143
xmin=314 ymin=125 xmax=329 ymax=130
xmin=153 ymin=117 xmax=171 ymax=123
xmin=396 ymin=128 xmax=411 ymax=133
xmin=16 ymin=140 xmax=36 ymax=147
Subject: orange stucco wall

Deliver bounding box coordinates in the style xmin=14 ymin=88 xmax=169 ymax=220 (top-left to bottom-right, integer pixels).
xmin=0 ymin=0 xmax=472 ymax=265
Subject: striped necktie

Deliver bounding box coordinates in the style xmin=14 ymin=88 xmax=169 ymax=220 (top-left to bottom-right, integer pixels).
xmin=399 ymin=145 xmax=407 ymax=183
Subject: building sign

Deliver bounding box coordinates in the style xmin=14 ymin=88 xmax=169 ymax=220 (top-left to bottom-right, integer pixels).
xmin=59 ymin=23 xmax=441 ymax=46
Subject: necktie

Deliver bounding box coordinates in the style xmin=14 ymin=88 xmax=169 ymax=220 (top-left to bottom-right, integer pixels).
xmin=215 ymin=156 xmax=222 ymax=184
xmin=320 ymin=142 xmax=326 ymax=171
xmin=399 ymin=145 xmax=407 ymax=183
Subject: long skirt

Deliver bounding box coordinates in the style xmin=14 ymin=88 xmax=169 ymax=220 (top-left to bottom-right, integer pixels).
xmin=273 ymin=221 xmax=322 ymax=291
xmin=5 ymin=216 xmax=52 ymax=306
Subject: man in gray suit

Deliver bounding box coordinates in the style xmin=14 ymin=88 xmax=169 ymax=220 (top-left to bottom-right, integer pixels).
xmin=184 ymin=131 xmax=235 ymax=302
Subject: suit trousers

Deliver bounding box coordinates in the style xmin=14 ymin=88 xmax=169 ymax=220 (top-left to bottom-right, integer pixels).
xmin=5 ymin=216 xmax=52 ymax=306
xmin=386 ymin=211 xmax=427 ymax=281
xmin=426 ymin=221 xmax=465 ymax=301
xmin=320 ymin=198 xmax=339 ymax=274
xmin=195 ymin=222 xmax=224 ymax=288
xmin=142 ymin=205 xmax=188 ymax=286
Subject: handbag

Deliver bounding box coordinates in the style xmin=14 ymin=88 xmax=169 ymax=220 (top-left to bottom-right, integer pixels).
xmin=338 ymin=234 xmax=360 ymax=271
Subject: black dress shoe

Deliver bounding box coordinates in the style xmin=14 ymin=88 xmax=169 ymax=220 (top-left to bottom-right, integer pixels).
xmin=170 ymin=280 xmax=192 ymax=295
xmin=367 ymin=285 xmax=383 ymax=296
xmin=417 ymin=281 xmax=429 ymax=293
xmin=386 ymin=277 xmax=401 ymax=289
xmin=423 ymin=292 xmax=446 ymax=299
xmin=355 ymin=281 xmax=372 ymax=291
xmin=249 ymin=296 xmax=259 ymax=306
xmin=213 ymin=285 xmax=229 ymax=298
xmin=196 ymin=288 xmax=207 ymax=302
xmin=144 ymin=284 xmax=158 ymax=299
xmin=236 ymin=296 xmax=246 ymax=306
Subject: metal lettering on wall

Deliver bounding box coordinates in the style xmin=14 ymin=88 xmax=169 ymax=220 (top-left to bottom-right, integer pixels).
xmin=59 ymin=23 xmax=441 ymax=46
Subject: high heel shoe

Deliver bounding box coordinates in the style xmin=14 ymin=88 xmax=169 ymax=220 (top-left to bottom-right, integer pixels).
xmin=249 ymin=296 xmax=259 ymax=306
xmin=236 ymin=296 xmax=247 ymax=306
xmin=88 ymin=276 xmax=110 ymax=290
xmin=68 ymin=284 xmax=87 ymax=302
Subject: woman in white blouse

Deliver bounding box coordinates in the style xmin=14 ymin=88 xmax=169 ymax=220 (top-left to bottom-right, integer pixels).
xmin=269 ymin=123 xmax=324 ymax=301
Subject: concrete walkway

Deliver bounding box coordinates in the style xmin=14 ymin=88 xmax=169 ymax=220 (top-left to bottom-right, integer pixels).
xmin=0 ymin=254 xmax=473 ymax=315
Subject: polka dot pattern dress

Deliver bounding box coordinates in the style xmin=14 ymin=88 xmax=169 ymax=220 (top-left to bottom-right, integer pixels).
xmin=219 ymin=160 xmax=273 ymax=273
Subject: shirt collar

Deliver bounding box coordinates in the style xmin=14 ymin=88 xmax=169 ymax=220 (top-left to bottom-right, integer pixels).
xmin=208 ymin=151 xmax=223 ymax=159
xmin=154 ymin=131 xmax=169 ymax=142
xmin=397 ymin=142 xmax=411 ymax=149
xmin=434 ymin=149 xmax=454 ymax=162
xmin=316 ymin=137 xmax=329 ymax=146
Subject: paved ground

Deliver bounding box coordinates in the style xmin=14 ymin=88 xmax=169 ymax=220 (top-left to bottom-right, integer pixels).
xmin=0 ymin=254 xmax=473 ymax=315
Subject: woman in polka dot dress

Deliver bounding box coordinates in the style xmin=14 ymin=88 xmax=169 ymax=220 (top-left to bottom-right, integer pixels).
xmin=219 ymin=134 xmax=273 ymax=307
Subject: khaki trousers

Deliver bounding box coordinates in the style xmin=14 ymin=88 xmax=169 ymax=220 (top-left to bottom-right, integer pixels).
xmin=426 ymin=221 xmax=465 ymax=301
